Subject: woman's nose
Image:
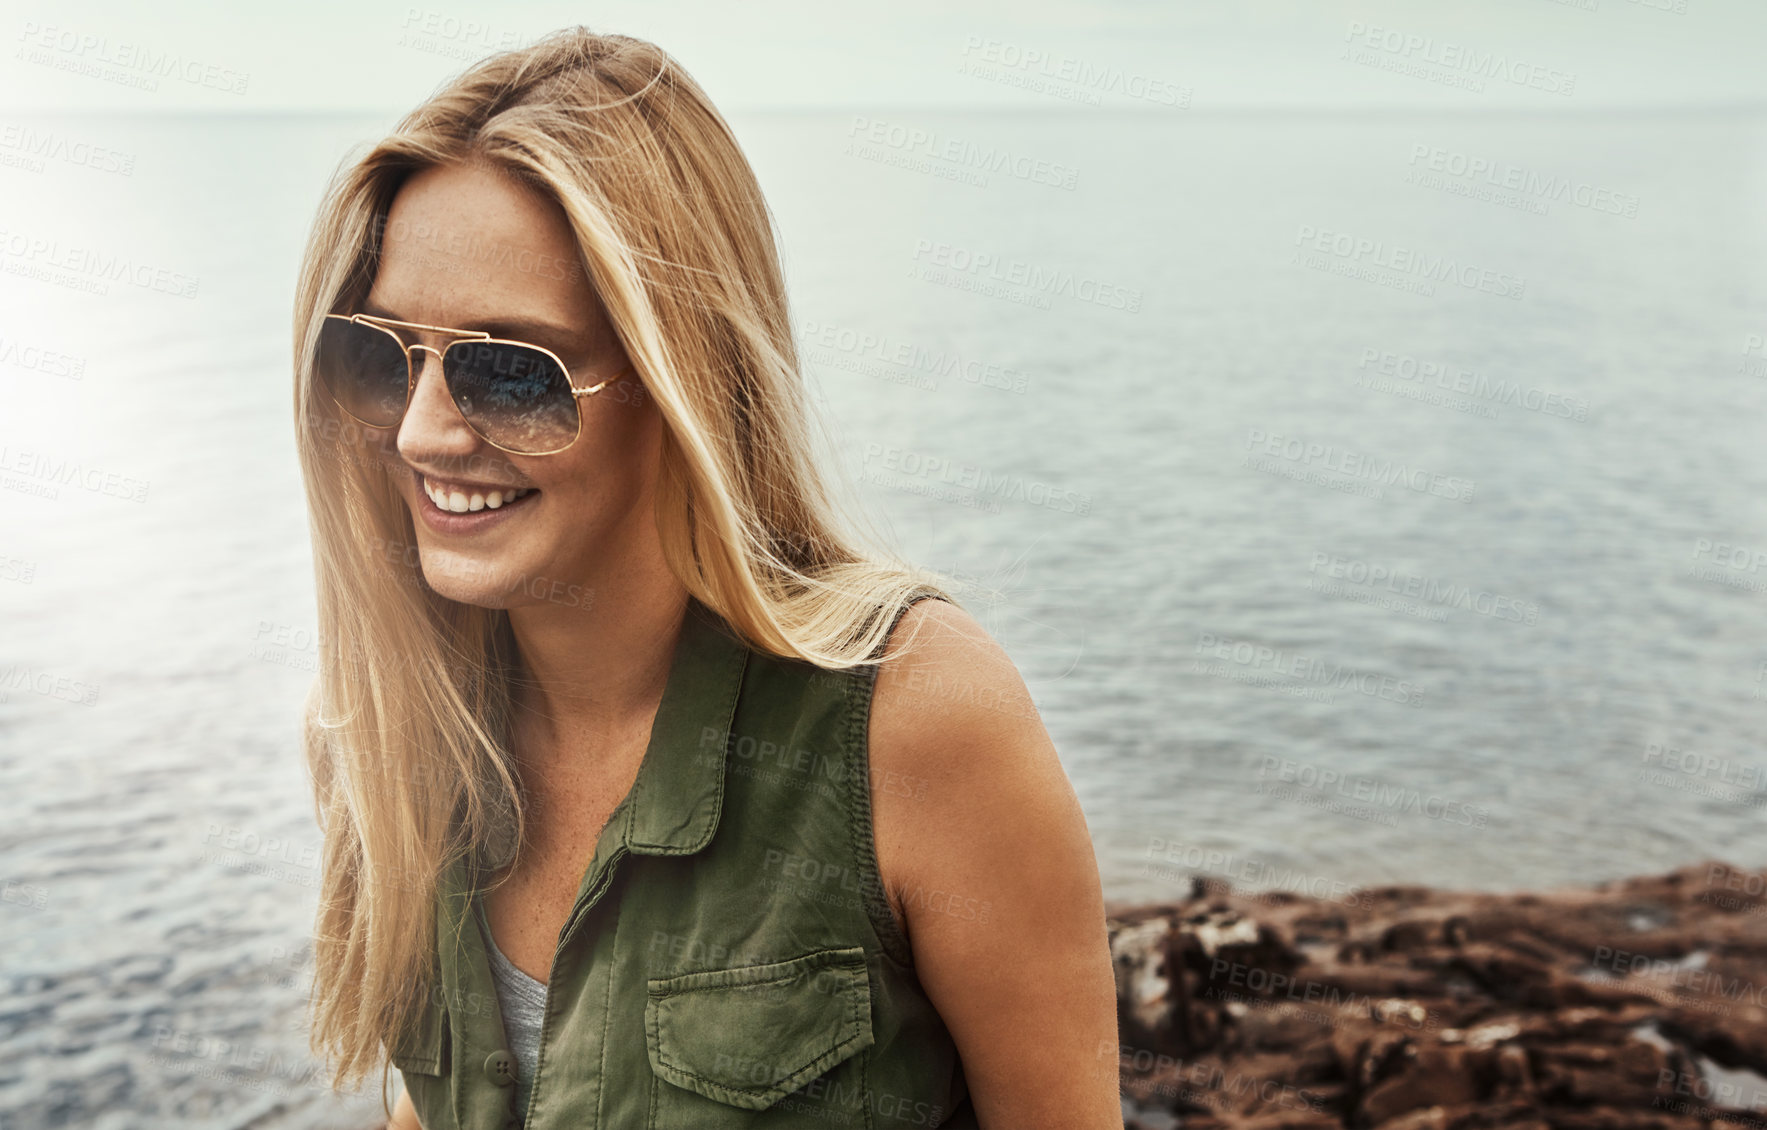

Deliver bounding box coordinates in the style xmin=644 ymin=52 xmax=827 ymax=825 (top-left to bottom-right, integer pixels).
xmin=396 ymin=345 xmax=480 ymax=461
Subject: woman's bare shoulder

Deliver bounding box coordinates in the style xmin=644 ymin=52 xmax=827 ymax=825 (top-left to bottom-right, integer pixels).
xmin=866 ymin=594 xmax=1089 ymax=904
xmin=869 ymin=597 xmax=1044 ymax=732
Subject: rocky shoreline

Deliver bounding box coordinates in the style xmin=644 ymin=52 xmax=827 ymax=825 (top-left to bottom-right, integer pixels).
xmin=1106 ymin=861 xmax=1767 ymax=1129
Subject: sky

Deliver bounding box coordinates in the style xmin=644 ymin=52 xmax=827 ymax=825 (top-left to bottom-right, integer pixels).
xmin=1 ymin=0 xmax=1764 ymax=114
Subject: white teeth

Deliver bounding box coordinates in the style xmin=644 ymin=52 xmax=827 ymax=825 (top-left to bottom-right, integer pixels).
xmin=423 ymin=478 xmax=532 ymax=514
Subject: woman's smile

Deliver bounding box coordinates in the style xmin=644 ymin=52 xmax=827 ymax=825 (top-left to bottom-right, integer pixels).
xmin=422 ymin=473 xmax=536 ymax=513
xmin=416 ymin=472 xmax=541 ymax=534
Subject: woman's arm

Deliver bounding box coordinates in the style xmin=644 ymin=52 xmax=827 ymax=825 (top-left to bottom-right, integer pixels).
xmin=387 ymin=1088 xmax=421 ymax=1130
xmin=870 ymin=598 xmax=1121 ymax=1129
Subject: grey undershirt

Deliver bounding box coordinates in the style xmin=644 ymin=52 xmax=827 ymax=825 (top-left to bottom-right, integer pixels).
xmin=474 ymin=896 xmax=549 ymax=1124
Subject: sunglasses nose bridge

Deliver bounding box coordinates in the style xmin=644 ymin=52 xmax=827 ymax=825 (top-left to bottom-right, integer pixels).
xmin=405 ymin=342 xmax=446 ymax=393
xmin=397 ymin=342 xmax=477 ymax=448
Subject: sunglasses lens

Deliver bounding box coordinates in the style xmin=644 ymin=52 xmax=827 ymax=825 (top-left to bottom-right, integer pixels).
xmin=443 ymin=340 xmax=579 ymax=455
xmin=317 ymin=317 xmax=409 ymax=427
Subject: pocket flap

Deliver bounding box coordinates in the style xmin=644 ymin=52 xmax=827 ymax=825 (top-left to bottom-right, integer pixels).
xmin=390 ymin=993 xmax=449 ymax=1077
xmin=645 ymin=946 xmax=873 ymax=1110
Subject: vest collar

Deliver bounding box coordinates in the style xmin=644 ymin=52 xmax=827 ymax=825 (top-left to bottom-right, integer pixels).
xmin=469 ymin=594 xmax=750 ymax=873
xmin=620 ymin=595 xmax=750 ymax=855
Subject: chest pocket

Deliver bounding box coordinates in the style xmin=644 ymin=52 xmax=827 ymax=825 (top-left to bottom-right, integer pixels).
xmin=644 ymin=946 xmax=874 ymax=1127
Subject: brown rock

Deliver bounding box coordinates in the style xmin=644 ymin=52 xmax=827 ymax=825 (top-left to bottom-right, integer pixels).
xmin=1358 ymin=1046 xmax=1483 ymax=1126
xmin=1109 ymin=862 xmax=1767 ymax=1129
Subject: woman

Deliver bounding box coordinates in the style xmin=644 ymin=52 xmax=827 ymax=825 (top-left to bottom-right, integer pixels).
xmin=293 ymin=27 xmax=1119 ymax=1129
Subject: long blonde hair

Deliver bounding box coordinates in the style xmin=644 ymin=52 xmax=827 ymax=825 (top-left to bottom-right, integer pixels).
xmin=291 ymin=26 xmax=955 ymax=1095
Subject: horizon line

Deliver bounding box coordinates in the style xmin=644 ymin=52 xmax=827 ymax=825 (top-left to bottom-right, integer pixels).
xmin=2 ymin=101 xmax=1765 ymax=117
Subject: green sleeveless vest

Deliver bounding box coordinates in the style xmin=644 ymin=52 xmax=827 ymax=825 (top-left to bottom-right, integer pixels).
xmin=392 ymin=594 xmax=979 ymax=1129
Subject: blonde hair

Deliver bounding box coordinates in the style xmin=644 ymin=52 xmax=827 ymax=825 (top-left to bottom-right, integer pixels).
xmin=291 ymin=26 xmax=956 ymax=1098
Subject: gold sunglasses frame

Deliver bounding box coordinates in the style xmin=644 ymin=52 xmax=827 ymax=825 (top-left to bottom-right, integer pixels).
xmin=319 ymin=311 xmax=632 ymax=457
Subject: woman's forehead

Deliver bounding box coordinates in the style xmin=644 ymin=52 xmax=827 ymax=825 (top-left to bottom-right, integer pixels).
xmin=371 ymin=162 xmax=599 ymax=336
xmin=389 ymin=160 xmax=571 ymax=245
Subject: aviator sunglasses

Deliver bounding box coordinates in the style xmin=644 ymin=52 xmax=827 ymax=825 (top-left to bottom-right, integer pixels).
xmin=316 ymin=312 xmax=634 ymax=456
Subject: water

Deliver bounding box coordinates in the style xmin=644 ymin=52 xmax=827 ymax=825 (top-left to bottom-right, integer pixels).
xmin=2 ymin=108 xmax=1764 ymax=1127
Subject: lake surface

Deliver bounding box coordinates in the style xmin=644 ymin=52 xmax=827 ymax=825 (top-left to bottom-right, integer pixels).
xmin=2 ymin=108 xmax=1764 ymax=1127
